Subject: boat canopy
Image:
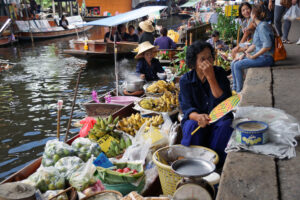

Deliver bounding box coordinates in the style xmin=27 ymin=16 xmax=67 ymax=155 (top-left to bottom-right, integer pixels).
xmin=85 ymin=6 xmax=167 ymax=27
xmin=180 ymin=0 xmax=200 ymax=8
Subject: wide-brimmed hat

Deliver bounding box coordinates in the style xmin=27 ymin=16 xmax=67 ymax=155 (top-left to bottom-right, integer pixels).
xmin=139 ymin=20 xmax=155 ymax=33
xmin=135 ymin=41 xmax=158 ymax=59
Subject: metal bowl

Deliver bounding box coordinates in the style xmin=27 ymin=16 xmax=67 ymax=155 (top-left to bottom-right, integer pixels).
xmin=124 ymin=80 xmax=144 ymax=92
xmin=157 ymin=73 xmax=167 ymax=80
xmin=171 ymin=159 xmax=216 ymax=178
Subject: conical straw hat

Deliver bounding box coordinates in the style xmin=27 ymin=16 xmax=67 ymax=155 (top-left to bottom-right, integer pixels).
xmin=139 ymin=20 xmax=155 ymax=33
xmin=135 ymin=41 xmax=158 ymax=59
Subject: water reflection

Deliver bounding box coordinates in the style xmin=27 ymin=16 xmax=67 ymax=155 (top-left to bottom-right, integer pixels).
xmin=0 ymin=34 xmax=137 ymax=181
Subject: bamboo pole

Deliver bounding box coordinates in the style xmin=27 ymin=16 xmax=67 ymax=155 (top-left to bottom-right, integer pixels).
xmin=64 ymin=67 xmax=84 ymax=142
xmin=23 ymin=0 xmax=34 ymax=45
xmin=52 ymin=0 xmax=55 ymax=17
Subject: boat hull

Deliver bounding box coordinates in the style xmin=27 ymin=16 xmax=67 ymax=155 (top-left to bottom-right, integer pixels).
xmin=17 ymin=26 xmax=93 ymax=40
xmin=0 ymin=37 xmax=16 ymax=47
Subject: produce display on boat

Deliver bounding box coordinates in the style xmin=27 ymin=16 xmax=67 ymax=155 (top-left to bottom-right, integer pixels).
xmin=117 ymin=113 xmax=164 ymax=136
xmin=145 ymin=80 xmax=178 ymax=95
xmin=43 ymin=190 xmax=69 ymax=200
xmin=42 ymin=140 xmax=76 ymax=167
xmin=54 ymin=156 xmax=84 ymax=180
xmin=138 ymin=91 xmax=179 ymax=113
xmin=72 ymin=138 xmax=102 ymax=162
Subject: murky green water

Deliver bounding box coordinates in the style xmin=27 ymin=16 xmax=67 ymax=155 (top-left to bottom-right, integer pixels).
xmin=0 ymin=16 xmax=186 ymax=181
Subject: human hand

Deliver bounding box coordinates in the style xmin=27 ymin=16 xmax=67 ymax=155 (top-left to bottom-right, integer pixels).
xmin=140 ymin=74 xmax=145 ymax=79
xmin=234 ymin=53 xmax=245 ymax=61
xmin=217 ymin=44 xmax=223 ymax=49
xmin=198 ymin=60 xmax=215 ymax=80
xmin=194 ymin=114 xmax=210 ymax=127
xmin=246 ymin=52 xmax=255 ymax=59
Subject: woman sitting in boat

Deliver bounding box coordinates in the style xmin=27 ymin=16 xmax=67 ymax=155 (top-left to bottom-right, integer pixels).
xmin=154 ymin=27 xmax=177 ymax=50
xmin=138 ymin=20 xmax=155 ymax=44
xmin=124 ymin=25 xmax=139 ymax=42
xmin=179 ymin=40 xmax=233 ymax=167
xmin=104 ymin=27 xmax=121 ymax=43
xmin=135 ymin=41 xmax=165 ymax=82
xmin=59 ymin=15 xmax=69 ymax=30
xmin=117 ymin=24 xmax=127 ymax=41
xmin=206 ymin=30 xmax=228 ymax=51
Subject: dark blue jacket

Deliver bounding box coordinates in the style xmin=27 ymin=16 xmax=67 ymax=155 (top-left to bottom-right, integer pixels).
xmin=179 ymin=67 xmax=232 ymax=126
xmin=136 ymin=58 xmax=164 ymax=82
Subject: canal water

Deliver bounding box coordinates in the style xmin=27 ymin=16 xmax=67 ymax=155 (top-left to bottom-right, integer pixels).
xmin=0 ymin=16 xmax=186 ymax=181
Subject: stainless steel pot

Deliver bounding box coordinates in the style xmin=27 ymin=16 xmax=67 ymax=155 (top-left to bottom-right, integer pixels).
xmin=125 ymin=80 xmax=144 ymax=92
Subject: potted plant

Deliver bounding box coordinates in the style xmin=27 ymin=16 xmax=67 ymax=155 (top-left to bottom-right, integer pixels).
xmin=172 ymin=46 xmax=190 ymax=77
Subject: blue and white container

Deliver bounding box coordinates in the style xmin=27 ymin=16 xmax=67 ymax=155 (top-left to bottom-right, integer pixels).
xmin=236 ymin=121 xmax=269 ymax=145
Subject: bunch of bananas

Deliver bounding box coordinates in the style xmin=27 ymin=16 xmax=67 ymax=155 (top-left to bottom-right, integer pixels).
xmin=106 ymin=137 xmax=132 ymax=158
xmin=139 ymin=91 xmax=179 ymax=112
xmin=117 ymin=113 xmax=165 ymax=136
xmin=88 ymin=115 xmax=119 ymax=142
xmin=144 ymin=115 xmax=164 ymax=132
xmin=117 ymin=113 xmax=146 ymax=136
xmin=146 ymin=80 xmax=177 ymax=94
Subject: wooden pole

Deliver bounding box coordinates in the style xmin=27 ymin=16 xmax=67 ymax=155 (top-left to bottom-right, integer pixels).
xmin=23 ymin=0 xmax=34 ymax=45
xmin=52 ymin=0 xmax=55 ymax=17
xmin=114 ymin=34 xmax=118 ymax=96
xmin=57 ymin=100 xmax=63 ymax=140
xmin=64 ymin=67 xmax=84 ymax=142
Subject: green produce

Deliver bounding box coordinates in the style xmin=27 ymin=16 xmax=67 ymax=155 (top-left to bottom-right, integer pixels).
xmin=72 ymin=138 xmax=102 ymax=162
xmin=42 ymin=139 xmax=75 ymax=167
xmin=88 ymin=115 xmax=119 ymax=142
xmin=43 ymin=190 xmax=68 ymax=200
xmin=54 ymin=156 xmax=84 ymax=180
xmin=22 ymin=167 xmax=65 ymax=193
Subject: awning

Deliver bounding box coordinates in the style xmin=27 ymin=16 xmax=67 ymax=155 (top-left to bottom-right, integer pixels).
xmin=85 ymin=6 xmax=167 ymax=27
xmin=180 ymin=0 xmax=200 ymax=8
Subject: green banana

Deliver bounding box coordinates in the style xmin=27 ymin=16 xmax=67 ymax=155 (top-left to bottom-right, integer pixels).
xmin=107 ymin=115 xmax=113 ymax=124
xmin=113 ymin=116 xmax=119 ymax=125
xmin=120 ymin=138 xmax=126 ymax=150
xmin=100 ymin=119 xmax=105 ymax=129
xmin=125 ymin=138 xmax=132 ymax=148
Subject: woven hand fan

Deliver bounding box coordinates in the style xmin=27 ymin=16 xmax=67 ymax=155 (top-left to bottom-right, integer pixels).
xmin=191 ymin=94 xmax=241 ymax=135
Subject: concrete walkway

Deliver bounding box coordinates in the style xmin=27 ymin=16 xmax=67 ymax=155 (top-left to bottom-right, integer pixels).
xmin=216 ymin=21 xmax=300 ymax=200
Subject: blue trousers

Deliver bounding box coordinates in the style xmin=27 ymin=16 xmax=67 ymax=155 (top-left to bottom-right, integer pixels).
xmin=181 ymin=115 xmax=233 ymax=166
xmin=231 ymin=55 xmax=274 ymax=92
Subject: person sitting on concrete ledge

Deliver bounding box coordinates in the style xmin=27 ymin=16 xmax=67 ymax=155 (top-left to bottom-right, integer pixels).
xmin=230 ymin=4 xmax=274 ymax=93
xmin=179 ymin=40 xmax=233 ymax=167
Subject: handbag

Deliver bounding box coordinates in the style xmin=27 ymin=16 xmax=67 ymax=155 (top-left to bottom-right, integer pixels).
xmin=273 ymin=36 xmax=287 ymax=62
xmin=280 ymin=0 xmax=292 ymax=8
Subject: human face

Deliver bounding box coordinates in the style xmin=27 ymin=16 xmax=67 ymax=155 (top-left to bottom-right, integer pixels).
xmin=241 ymin=5 xmax=251 ymax=19
xmin=129 ymin=27 xmax=134 ymax=34
xmin=250 ymin=11 xmax=256 ymax=21
xmin=143 ymin=49 xmax=154 ymax=63
xmin=212 ymin=35 xmax=219 ymax=42
xmin=196 ymin=48 xmax=214 ymax=70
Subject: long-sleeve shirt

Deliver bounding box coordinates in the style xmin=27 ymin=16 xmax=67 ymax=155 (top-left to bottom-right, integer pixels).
xmin=136 ymin=58 xmax=165 ymax=81
xmin=179 ymin=67 xmax=232 ymax=126
xmin=154 ymin=36 xmax=177 ymax=49
xmin=139 ymin=32 xmax=155 ymax=44
xmin=206 ymin=38 xmax=229 ymax=51
xmin=252 ymin=21 xmax=274 ymax=56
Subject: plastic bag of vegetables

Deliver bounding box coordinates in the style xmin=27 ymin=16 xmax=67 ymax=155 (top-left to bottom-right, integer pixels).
xmin=54 ymin=156 xmax=84 ymax=180
xmin=72 ymin=137 xmax=102 ymax=162
xmin=43 ymin=190 xmax=68 ymax=200
xmin=42 ymin=139 xmax=75 ymax=167
xmin=69 ymin=157 xmax=97 ymax=191
xmin=22 ymin=167 xmax=65 ymax=193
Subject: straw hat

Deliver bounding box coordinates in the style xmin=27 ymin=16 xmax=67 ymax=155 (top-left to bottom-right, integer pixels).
xmin=139 ymin=20 xmax=155 ymax=33
xmin=135 ymin=41 xmax=158 ymax=59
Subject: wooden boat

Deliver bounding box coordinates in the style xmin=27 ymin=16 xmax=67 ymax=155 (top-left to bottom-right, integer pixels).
xmin=0 ymin=36 xmax=16 ymax=47
xmin=15 ymin=16 xmax=93 ymax=41
xmin=64 ymin=41 xmax=138 ymax=60
xmin=0 ymin=102 xmax=137 ymax=184
xmin=17 ymin=26 xmax=93 ymax=40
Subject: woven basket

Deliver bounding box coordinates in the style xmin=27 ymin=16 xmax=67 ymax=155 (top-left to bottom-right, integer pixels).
xmin=152 ymin=145 xmax=219 ymax=196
